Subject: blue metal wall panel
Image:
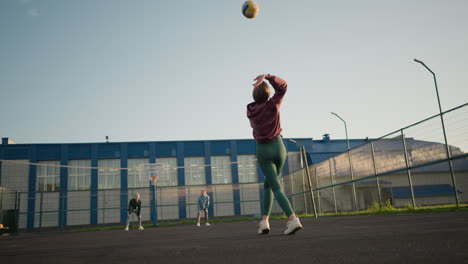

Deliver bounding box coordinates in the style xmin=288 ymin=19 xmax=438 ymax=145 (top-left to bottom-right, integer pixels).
xmin=176 ymin=142 xmax=185 ymax=186
xmin=296 ymin=139 xmax=313 ymax=150
xmin=207 ymin=189 xmax=214 ymax=218
xmin=177 ymin=187 xmax=185 ymax=219
xmin=204 ymin=142 xmax=212 ymax=185
xmin=98 ymin=143 xmax=120 ymax=158
xmin=27 ymin=145 xmax=37 ymax=228
xmin=128 ymin=143 xmax=149 ymax=158
xmin=204 ymin=142 xmax=214 ymax=217
xmin=211 ymin=141 xmax=231 ymax=156
xmin=36 ymin=145 xmax=61 ymax=160
xmin=231 ymin=141 xmax=239 ymax=184
xmin=149 ymin=142 xmax=157 ymax=224
xmin=4 ymin=147 xmax=29 ymax=160
xmin=90 ymin=144 xmax=98 ymax=224
xmin=285 ymin=141 xmax=301 ymax=152
xmin=184 ymin=142 xmax=204 ymax=156
xmin=149 ymin=143 xmax=156 ymax=163
xmin=68 ymin=144 xmax=91 ymax=160
xmin=155 ymin=142 xmax=177 ymax=157
xmin=120 ymin=144 xmax=128 ymax=223
xmin=230 ymin=141 xmax=241 ymax=215
xmin=0 ymin=149 xmax=3 ymax=186
xmin=237 ymin=140 xmax=256 ymax=154
xmin=59 ymin=145 xmax=68 ymax=227
xmin=176 ymin=142 xmax=186 ymax=218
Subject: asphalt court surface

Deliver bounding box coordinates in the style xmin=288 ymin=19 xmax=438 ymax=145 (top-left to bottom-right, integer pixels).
xmin=1 ymin=212 xmax=467 ymax=263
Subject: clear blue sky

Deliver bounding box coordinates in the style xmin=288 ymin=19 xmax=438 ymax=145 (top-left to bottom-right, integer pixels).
xmin=1 ymin=0 xmax=467 ymax=144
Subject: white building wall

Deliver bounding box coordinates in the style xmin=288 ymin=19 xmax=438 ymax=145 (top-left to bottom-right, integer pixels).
xmin=157 ymin=187 xmax=179 ymax=220
xmin=213 ymin=185 xmax=234 ymax=217
xmin=239 ymin=183 xmax=260 ymax=215
xmin=98 ymin=190 xmax=121 ymax=224
xmin=1 ymin=160 xmax=29 ymax=192
xmin=34 ymin=192 xmax=59 ymax=228
xmin=67 ymin=191 xmax=90 ymax=226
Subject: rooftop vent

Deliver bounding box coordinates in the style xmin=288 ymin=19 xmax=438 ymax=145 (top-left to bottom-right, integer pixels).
xmin=322 ymin=134 xmax=330 ymax=143
xmin=2 ymin=137 xmax=16 ymax=145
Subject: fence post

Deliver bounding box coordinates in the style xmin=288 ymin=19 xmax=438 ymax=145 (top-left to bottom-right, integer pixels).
xmin=213 ymin=185 xmax=217 ymax=218
xmin=15 ymin=192 xmax=20 ymax=234
xmin=302 ymin=147 xmax=317 ymax=218
xmin=239 ymin=184 xmax=243 ymax=215
xmin=290 ymin=166 xmax=295 ymax=210
xmin=439 ymin=117 xmax=460 ymax=206
xmin=401 ymin=130 xmax=416 ymax=208
xmin=102 ymin=190 xmax=105 ymax=224
xmin=301 ymin=164 xmax=308 ymax=215
xmin=60 ymin=194 xmax=64 ymax=232
xmin=314 ymin=166 xmax=322 ymax=214
xmin=150 ymin=182 xmax=157 ymax=226
xmin=328 ymin=159 xmax=338 ymax=213
xmin=370 ymin=142 xmax=383 ymax=207
xmin=0 ymin=188 xmax=3 ymax=224
xmin=39 ymin=192 xmax=43 ymax=233
xmin=348 ymin=149 xmax=358 ymax=211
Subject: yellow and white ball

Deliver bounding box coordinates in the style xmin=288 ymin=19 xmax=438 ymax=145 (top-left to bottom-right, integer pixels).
xmin=242 ymin=1 xmax=259 ymax=19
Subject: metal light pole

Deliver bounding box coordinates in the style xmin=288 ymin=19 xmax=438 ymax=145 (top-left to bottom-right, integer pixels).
xmin=331 ymin=112 xmax=358 ymax=211
xmin=289 ymin=140 xmax=317 ymax=218
xmin=413 ymin=58 xmax=460 ymax=206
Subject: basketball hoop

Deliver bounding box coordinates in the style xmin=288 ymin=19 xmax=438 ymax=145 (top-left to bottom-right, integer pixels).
xmin=138 ymin=163 xmax=169 ymax=186
xmin=149 ymin=175 xmax=159 ymax=186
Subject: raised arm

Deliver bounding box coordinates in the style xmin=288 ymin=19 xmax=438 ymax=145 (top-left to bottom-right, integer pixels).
xmin=265 ymin=74 xmax=287 ymax=106
xmin=252 ymin=74 xmax=287 ymax=106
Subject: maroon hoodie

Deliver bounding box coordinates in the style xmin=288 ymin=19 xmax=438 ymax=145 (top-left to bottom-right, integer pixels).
xmin=247 ymin=74 xmax=287 ymax=143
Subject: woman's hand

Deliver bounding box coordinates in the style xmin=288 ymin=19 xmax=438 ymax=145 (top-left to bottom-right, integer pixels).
xmin=252 ymin=74 xmax=266 ymax=88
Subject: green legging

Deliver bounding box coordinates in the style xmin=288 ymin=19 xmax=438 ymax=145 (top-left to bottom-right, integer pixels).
xmin=257 ymin=136 xmax=294 ymax=217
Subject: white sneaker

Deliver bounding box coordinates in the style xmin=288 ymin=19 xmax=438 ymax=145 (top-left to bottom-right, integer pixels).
xmin=196 ymin=222 xmax=200 ymax=227
xmin=125 ymin=226 xmax=129 ymax=231
xmin=205 ymin=222 xmax=211 ymax=226
xmin=138 ymin=226 xmax=144 ymax=231
xmin=257 ymin=220 xmax=270 ymax=235
xmin=284 ymin=217 xmax=302 ymax=235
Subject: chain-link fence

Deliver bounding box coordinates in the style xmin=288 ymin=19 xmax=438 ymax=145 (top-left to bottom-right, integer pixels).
xmin=0 ymin=187 xmax=20 ymax=234
xmin=0 ymin=103 xmax=467 ymax=233
xmin=289 ymin=103 xmax=468 ymax=215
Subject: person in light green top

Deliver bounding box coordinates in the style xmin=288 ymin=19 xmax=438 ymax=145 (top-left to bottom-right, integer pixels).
xmin=196 ymin=190 xmax=211 ymax=227
xmin=125 ymin=193 xmax=143 ymax=231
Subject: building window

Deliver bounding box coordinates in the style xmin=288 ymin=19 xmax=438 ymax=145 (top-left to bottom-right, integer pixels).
xmin=211 ymin=156 xmax=232 ymax=184
xmin=68 ymin=160 xmax=91 ymax=191
xmin=238 ymin=155 xmax=258 ymax=183
xmin=128 ymin=158 xmax=149 ymax=188
xmin=184 ymin=157 xmax=206 ymax=186
xmin=37 ymin=161 xmax=60 ymax=192
xmin=156 ymin=158 xmax=178 ymax=187
xmin=98 ymin=159 xmax=120 ymax=189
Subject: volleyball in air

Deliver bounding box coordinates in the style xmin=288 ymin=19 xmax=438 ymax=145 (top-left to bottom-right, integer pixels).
xmin=242 ymin=1 xmax=259 ymax=19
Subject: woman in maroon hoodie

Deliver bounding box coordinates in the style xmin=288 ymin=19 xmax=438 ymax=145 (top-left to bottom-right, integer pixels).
xmin=247 ymin=74 xmax=302 ymax=235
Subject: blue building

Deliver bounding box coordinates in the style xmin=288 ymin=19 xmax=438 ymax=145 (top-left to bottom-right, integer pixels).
xmin=0 ymin=135 xmax=367 ymax=229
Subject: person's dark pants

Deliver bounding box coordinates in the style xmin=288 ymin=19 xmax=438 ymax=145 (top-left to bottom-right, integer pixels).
xmin=126 ymin=212 xmax=142 ymax=227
